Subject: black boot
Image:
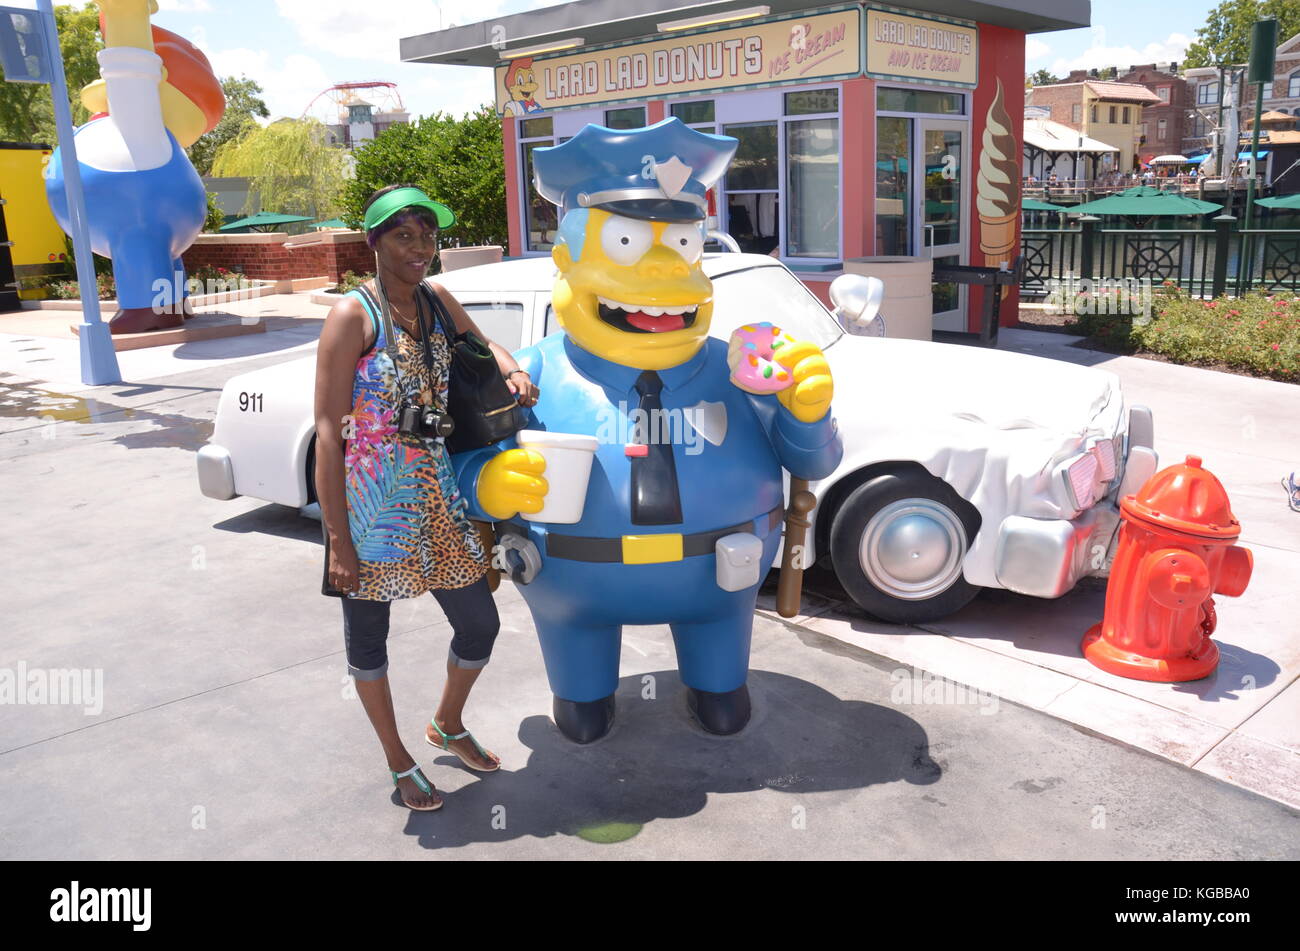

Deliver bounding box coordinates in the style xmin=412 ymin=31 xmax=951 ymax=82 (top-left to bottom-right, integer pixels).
xmin=552 ymin=693 xmax=616 ymax=744
xmin=687 ymin=684 xmax=751 ymax=735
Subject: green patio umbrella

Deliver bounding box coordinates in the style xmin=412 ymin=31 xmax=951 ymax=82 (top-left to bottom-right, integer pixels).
xmin=219 ymin=211 xmax=317 ymax=233
xmin=310 ymin=218 xmax=350 ymax=229
xmin=1023 ymin=197 xmax=1066 ymax=211
xmin=1067 ymin=186 xmax=1222 ymax=218
xmin=1254 ymin=194 xmax=1300 ymax=210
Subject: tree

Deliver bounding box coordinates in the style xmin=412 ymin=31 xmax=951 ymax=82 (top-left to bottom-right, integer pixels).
xmin=341 ymin=105 xmax=507 ymax=247
xmin=1183 ymin=0 xmax=1300 ymax=68
xmin=211 ymin=118 xmax=347 ymax=220
xmin=0 ymin=2 xmax=102 ymax=143
xmin=1028 ymin=68 xmax=1060 ymax=87
xmin=188 ymin=76 xmax=269 ymax=177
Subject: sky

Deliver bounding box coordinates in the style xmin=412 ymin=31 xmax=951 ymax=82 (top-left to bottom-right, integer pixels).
xmin=10 ymin=0 xmax=1229 ymax=121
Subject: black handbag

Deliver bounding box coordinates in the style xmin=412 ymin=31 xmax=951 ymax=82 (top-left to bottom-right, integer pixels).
xmin=417 ymin=283 xmax=526 ymax=453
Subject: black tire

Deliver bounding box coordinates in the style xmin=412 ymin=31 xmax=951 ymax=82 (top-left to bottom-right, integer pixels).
xmin=829 ymin=471 xmax=981 ymax=624
xmin=304 ymin=435 xmax=318 ymax=506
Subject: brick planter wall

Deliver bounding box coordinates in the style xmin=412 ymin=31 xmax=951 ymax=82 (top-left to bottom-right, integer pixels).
xmin=182 ymin=230 xmax=373 ymax=283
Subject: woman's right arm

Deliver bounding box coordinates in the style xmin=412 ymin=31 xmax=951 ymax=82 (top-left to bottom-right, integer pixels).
xmin=313 ymin=295 xmax=370 ymax=594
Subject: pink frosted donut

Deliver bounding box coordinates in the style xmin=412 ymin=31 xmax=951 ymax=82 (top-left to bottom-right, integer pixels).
xmin=727 ymin=322 xmax=797 ymax=394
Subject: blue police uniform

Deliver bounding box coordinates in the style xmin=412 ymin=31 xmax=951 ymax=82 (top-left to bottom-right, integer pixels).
xmin=455 ymin=332 xmax=842 ymax=707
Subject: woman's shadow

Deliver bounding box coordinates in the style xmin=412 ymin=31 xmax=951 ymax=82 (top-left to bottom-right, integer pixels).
xmin=399 ymin=667 xmax=941 ymax=849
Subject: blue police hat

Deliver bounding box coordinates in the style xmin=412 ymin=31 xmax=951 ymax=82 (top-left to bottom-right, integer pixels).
xmin=533 ymin=117 xmax=738 ymax=222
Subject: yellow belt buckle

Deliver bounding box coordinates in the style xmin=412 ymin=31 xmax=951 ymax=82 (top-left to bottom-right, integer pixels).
xmin=621 ymin=533 xmax=683 ymax=564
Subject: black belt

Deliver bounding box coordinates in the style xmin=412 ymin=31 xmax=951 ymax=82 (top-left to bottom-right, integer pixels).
xmin=544 ymin=506 xmax=784 ymax=564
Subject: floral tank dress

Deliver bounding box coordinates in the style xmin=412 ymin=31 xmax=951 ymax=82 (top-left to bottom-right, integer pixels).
xmin=343 ymin=286 xmax=487 ymax=600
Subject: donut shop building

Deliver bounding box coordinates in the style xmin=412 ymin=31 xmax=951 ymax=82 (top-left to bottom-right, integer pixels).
xmin=401 ymin=1 xmax=1088 ymax=335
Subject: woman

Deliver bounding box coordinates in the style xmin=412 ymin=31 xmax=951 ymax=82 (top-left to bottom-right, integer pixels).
xmin=314 ymin=184 xmax=539 ymax=811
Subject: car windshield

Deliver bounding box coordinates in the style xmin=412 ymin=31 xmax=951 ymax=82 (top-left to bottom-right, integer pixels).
xmin=708 ymin=265 xmax=844 ymax=349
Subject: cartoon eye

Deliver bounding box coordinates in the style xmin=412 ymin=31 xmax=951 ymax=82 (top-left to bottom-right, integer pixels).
xmin=600 ymin=216 xmax=654 ymax=266
xmin=662 ymin=223 xmax=704 ymax=263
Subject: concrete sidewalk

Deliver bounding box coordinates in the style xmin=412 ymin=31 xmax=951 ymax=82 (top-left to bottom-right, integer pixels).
xmin=0 ymin=317 xmax=1296 ymax=858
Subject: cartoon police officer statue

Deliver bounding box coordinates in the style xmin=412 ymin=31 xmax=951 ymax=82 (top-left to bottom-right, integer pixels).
xmin=452 ymin=118 xmax=843 ymax=743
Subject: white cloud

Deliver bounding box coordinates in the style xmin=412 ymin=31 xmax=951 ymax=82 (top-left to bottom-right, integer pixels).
xmin=1025 ymin=38 xmax=1051 ymax=64
xmin=271 ymin=0 xmax=507 ymax=63
xmin=204 ymin=46 xmax=334 ymax=120
xmin=1050 ymin=32 xmax=1193 ymax=75
xmin=155 ymin=0 xmax=212 ymax=11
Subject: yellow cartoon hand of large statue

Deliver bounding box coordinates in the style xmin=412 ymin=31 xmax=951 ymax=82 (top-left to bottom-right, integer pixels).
xmin=774 ymin=340 xmax=834 ymax=423
xmin=477 ymin=448 xmax=549 ymax=520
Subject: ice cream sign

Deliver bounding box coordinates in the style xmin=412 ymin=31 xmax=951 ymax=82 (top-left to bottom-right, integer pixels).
xmin=494 ymin=7 xmax=862 ymax=114
xmin=865 ymin=8 xmax=978 ymax=88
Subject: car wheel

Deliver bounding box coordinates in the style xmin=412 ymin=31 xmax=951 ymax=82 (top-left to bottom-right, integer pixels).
xmin=829 ymin=471 xmax=981 ymax=624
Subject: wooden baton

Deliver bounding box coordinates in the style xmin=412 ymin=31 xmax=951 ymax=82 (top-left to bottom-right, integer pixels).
xmin=776 ymin=477 xmax=817 ymax=618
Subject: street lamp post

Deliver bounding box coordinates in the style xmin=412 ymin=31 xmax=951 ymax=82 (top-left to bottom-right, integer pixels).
xmin=0 ymin=1 xmax=120 ymax=384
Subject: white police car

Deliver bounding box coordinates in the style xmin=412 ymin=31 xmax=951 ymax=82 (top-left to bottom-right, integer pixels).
xmin=197 ymin=253 xmax=1156 ymax=623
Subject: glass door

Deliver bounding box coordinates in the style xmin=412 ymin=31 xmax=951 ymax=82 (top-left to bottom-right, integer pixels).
xmin=919 ymin=119 xmax=967 ymax=332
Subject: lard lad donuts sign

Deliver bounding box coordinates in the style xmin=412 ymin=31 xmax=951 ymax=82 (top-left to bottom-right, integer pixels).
xmin=866 ymin=6 xmax=978 ymax=87
xmin=495 ymin=6 xmax=862 ymax=114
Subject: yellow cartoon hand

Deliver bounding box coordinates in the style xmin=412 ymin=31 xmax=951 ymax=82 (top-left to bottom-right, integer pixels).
xmin=477 ymin=448 xmax=548 ymax=520
xmin=774 ymin=340 xmax=834 ymax=423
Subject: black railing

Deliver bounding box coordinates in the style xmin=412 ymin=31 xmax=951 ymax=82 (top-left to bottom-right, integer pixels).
xmin=1020 ymin=216 xmax=1300 ymax=298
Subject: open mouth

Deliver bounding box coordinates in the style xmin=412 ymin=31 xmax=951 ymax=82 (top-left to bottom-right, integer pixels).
xmin=596 ymin=296 xmax=700 ymax=334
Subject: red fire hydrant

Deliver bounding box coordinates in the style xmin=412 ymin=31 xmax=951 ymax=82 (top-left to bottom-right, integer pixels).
xmin=1082 ymin=455 xmax=1253 ymax=682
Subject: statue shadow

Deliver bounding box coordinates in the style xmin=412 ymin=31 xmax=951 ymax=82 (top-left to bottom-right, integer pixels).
xmin=399 ymin=668 xmax=941 ymax=850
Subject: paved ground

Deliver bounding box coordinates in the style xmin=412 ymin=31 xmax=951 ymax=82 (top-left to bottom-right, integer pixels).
xmin=1 ymin=298 xmax=1296 ymax=858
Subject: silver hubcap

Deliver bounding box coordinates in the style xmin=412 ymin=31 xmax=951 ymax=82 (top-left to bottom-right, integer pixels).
xmin=859 ymin=498 xmax=967 ymax=601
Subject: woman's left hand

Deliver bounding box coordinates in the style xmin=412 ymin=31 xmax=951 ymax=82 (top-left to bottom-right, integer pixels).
xmin=506 ymin=370 xmax=539 ymax=408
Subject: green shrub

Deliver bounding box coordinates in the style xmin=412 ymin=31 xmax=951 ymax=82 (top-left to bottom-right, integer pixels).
xmin=333 ymin=270 xmax=373 ymax=294
xmin=1070 ymin=283 xmax=1299 ymax=383
xmin=48 ymin=272 xmax=115 ymax=301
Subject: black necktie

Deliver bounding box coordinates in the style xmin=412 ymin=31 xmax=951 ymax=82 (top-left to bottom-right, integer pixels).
xmin=630 ymin=370 xmax=683 ymax=526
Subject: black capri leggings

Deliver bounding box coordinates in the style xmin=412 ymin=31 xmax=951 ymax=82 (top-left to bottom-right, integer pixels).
xmin=341 ymin=577 xmax=500 ymax=680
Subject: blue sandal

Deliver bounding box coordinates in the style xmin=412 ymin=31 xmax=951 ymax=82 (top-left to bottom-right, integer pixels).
xmin=427 ymin=719 xmax=500 ymax=772
xmin=1285 ymin=472 xmax=1300 ymax=513
xmin=391 ymin=763 xmax=442 ymax=811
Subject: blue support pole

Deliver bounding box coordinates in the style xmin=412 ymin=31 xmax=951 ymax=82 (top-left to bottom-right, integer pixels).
xmin=37 ymin=0 xmax=120 ymax=385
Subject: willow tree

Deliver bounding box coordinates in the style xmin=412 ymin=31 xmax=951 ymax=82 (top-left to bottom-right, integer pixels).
xmin=211 ymin=117 xmax=347 ymax=220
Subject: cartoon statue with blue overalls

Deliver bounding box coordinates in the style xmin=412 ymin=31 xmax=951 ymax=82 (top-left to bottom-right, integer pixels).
xmin=453 ymin=119 xmax=843 ymax=743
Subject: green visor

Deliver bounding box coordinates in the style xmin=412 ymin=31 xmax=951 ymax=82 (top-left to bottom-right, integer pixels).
xmin=363 ymin=187 xmax=456 ymax=232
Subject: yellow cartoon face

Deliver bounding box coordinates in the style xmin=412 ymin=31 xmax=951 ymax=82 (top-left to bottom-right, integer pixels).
xmin=510 ymin=67 xmax=539 ymax=102
xmin=551 ymin=208 xmax=712 ymax=370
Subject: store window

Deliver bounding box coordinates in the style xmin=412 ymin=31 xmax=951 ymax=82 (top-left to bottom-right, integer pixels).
xmin=875 ymin=116 xmax=910 ymax=256
xmin=723 ymin=122 xmax=779 ymax=255
xmin=1072 ymin=103 xmax=1082 ymax=124
xmin=1157 ymin=117 xmax=1167 ymax=141
xmin=1198 ymin=81 xmax=1220 ymax=105
xmin=785 ymin=90 xmax=839 ymax=257
xmin=605 ymin=106 xmax=646 ymax=129
xmin=876 ymin=88 xmax=964 ymax=114
xmin=670 ymin=100 xmax=715 ymax=126
xmin=1157 ymin=86 xmax=1170 ymax=101
xmin=1090 ymin=104 xmax=1098 ymax=122
xmin=1289 ymin=70 xmax=1300 ymax=97
xmin=717 ymin=86 xmax=841 ymax=260
xmin=1108 ymin=105 xmax=1116 ymax=123
xmin=519 ymin=116 xmax=556 ymax=253
xmin=1122 ymin=106 xmax=1130 ymax=123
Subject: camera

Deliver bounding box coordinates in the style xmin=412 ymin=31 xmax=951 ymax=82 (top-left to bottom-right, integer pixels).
xmin=399 ymin=402 xmax=455 ymax=440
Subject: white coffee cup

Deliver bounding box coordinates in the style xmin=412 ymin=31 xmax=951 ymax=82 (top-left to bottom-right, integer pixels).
xmin=516 ymin=430 xmax=600 ymax=524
